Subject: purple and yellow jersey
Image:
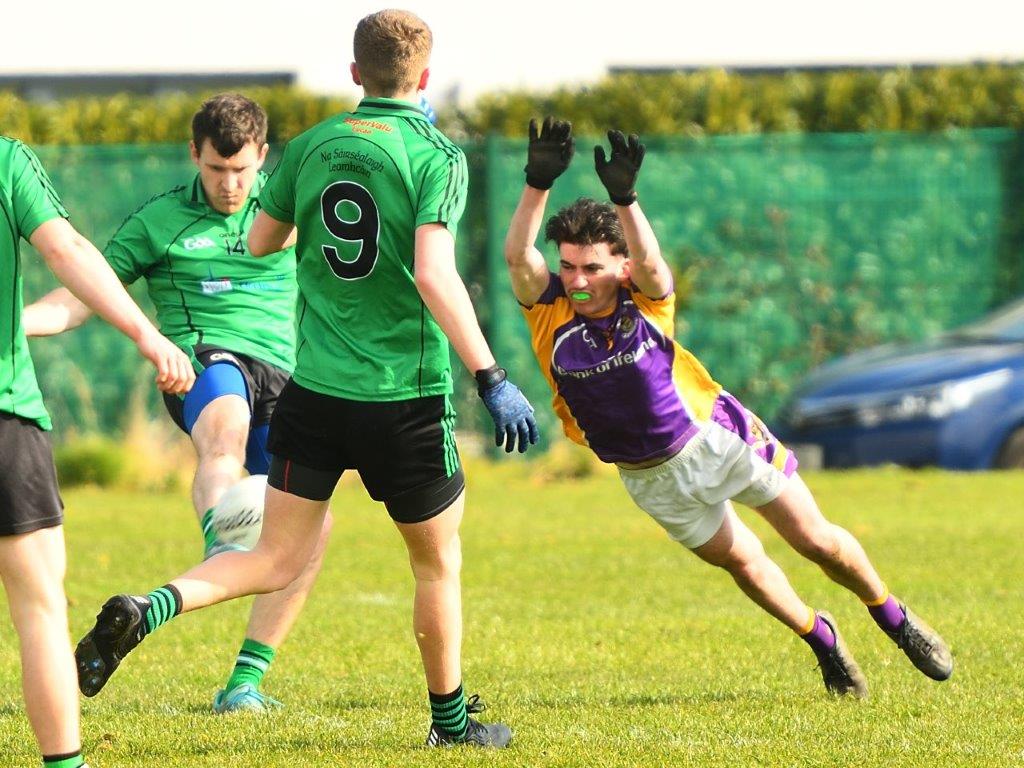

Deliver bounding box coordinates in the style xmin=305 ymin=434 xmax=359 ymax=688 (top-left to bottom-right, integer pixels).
xmin=522 ymin=272 xmax=797 ymax=474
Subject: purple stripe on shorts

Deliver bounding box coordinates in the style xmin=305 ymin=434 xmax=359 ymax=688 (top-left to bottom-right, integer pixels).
xmin=711 ymin=392 xmax=798 ymax=477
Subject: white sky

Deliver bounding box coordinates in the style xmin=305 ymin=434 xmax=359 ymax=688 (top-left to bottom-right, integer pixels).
xmin=8 ymin=1 xmax=1024 ymax=103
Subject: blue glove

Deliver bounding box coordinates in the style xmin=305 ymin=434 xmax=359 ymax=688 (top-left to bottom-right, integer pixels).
xmin=477 ymin=366 xmax=540 ymax=453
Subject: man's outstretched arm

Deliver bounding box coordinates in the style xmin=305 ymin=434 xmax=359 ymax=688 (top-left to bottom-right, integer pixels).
xmin=616 ymin=201 xmax=672 ymax=299
xmin=504 ymin=186 xmax=553 ymax=307
xmin=22 ymin=286 xmax=92 ymax=337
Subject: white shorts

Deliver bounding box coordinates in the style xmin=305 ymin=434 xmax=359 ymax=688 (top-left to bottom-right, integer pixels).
xmin=618 ymin=421 xmax=792 ymax=549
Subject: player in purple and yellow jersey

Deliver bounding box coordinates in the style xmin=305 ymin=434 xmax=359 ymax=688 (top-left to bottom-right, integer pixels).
xmin=73 ymin=10 xmax=535 ymax=748
xmin=0 ymin=136 xmax=193 ymax=768
xmin=503 ymin=118 xmax=953 ymax=698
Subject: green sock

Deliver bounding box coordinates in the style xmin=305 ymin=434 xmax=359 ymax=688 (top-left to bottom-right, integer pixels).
xmin=42 ymin=751 xmax=85 ymax=768
xmin=429 ymin=683 xmax=468 ymax=739
xmin=143 ymin=584 xmax=182 ymax=636
xmin=200 ymin=507 xmax=218 ymax=553
xmin=225 ymin=638 xmax=276 ymax=691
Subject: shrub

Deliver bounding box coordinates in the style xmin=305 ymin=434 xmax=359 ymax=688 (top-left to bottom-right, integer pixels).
xmin=55 ymin=435 xmax=126 ymax=487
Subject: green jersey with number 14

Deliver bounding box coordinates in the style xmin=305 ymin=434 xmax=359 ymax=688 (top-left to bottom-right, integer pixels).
xmin=104 ymin=173 xmax=297 ymax=373
xmin=259 ymin=97 xmax=468 ymax=402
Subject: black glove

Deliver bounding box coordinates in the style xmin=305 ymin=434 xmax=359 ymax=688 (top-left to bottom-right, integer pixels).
xmin=594 ymin=130 xmax=645 ymax=205
xmin=524 ymin=117 xmax=575 ymax=190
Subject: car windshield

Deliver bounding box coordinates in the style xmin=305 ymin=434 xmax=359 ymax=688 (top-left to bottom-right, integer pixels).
xmin=949 ymin=297 xmax=1024 ymax=342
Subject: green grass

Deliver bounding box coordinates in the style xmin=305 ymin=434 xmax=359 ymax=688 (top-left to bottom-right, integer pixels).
xmin=1 ymin=465 xmax=1022 ymax=766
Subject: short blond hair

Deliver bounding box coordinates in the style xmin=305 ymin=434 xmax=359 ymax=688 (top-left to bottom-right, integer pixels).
xmin=353 ymin=9 xmax=432 ymax=96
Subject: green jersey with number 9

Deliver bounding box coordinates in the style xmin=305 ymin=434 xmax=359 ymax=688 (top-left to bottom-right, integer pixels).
xmin=259 ymin=97 xmax=468 ymax=402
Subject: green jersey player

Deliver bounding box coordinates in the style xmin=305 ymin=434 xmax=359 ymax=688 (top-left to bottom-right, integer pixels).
xmin=1 ymin=137 xmax=192 ymax=768
xmin=25 ymin=95 xmax=332 ymax=714
xmin=75 ymin=10 xmax=535 ymax=749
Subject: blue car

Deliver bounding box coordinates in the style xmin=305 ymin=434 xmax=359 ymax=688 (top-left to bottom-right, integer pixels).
xmin=775 ymin=297 xmax=1024 ymax=470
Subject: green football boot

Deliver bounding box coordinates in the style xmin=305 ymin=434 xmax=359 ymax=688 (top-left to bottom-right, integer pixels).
xmin=212 ymin=683 xmax=283 ymax=714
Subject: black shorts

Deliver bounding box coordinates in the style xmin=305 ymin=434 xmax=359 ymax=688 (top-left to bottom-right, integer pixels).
xmin=266 ymin=380 xmax=464 ymax=524
xmin=0 ymin=412 xmax=64 ymax=536
xmin=163 ymin=344 xmax=291 ymax=432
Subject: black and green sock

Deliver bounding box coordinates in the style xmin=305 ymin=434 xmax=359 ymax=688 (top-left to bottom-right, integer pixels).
xmin=200 ymin=507 xmax=218 ymax=554
xmin=429 ymin=683 xmax=469 ymax=739
xmin=142 ymin=584 xmax=182 ymax=637
xmin=42 ymin=750 xmax=85 ymax=768
xmin=225 ymin=638 xmax=276 ymax=691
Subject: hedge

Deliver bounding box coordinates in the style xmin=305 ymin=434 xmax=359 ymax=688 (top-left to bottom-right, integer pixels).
xmin=4 ymin=64 xmax=1024 ymax=145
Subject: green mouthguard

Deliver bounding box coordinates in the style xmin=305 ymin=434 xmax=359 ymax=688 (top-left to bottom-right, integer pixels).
xmin=571 ymin=291 xmax=592 ymax=301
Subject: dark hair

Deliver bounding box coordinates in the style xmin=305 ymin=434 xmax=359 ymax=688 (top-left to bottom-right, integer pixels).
xmin=191 ymin=93 xmax=267 ymax=157
xmin=544 ymin=197 xmax=628 ymax=256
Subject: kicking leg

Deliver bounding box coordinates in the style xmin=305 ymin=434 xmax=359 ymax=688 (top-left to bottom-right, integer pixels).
xmin=75 ymin=484 xmax=329 ymax=697
xmin=757 ymin=473 xmax=952 ymax=680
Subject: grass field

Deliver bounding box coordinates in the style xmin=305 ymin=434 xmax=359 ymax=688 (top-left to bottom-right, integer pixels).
xmin=1 ymin=463 xmax=1022 ymax=767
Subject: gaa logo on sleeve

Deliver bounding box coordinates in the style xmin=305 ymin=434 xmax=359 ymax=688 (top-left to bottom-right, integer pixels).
xmin=183 ymin=236 xmax=216 ymax=251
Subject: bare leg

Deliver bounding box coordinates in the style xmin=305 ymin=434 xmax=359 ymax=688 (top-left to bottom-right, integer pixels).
xmin=242 ymin=512 xmax=333 ymax=648
xmin=172 ymin=485 xmax=330 ymax=610
xmin=392 ymin=490 xmax=511 ymax=747
xmin=0 ymin=527 xmax=80 ymax=756
xmin=191 ymin=397 xmax=331 ymax=679
xmin=689 ymin=503 xmax=868 ymax=696
xmin=394 ymin=491 xmax=464 ymax=695
xmin=691 ymin=503 xmax=811 ymax=631
xmin=74 ymin=485 xmax=331 ymax=701
xmin=756 ymin=473 xmax=886 ymax=602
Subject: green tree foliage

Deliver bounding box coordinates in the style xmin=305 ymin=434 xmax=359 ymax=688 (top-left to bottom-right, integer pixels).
xmin=453 ymin=64 xmax=1024 ymax=137
xmin=1 ymin=87 xmax=353 ymax=145
xmin=3 ymin=65 xmax=1024 ymax=144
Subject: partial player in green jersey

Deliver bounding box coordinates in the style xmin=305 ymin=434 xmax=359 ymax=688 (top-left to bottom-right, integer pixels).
xmin=25 ymin=95 xmax=332 ymax=714
xmin=0 ymin=137 xmax=192 ymax=768
xmin=75 ymin=10 xmax=536 ymax=750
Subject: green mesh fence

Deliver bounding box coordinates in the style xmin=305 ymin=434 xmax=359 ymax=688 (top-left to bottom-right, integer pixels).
xmin=24 ymin=144 xmax=196 ymax=437
xmin=483 ymin=129 xmax=1023 ymax=440
xmin=21 ymin=131 xmax=1024 ymax=442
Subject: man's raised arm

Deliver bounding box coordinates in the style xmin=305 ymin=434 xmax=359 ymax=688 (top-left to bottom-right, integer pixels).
xmin=504 ymin=117 xmax=575 ymax=307
xmin=594 ymin=130 xmax=673 ymax=299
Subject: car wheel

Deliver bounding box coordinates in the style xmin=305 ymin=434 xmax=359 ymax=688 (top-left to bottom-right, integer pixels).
xmin=995 ymin=425 xmax=1024 ymax=469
